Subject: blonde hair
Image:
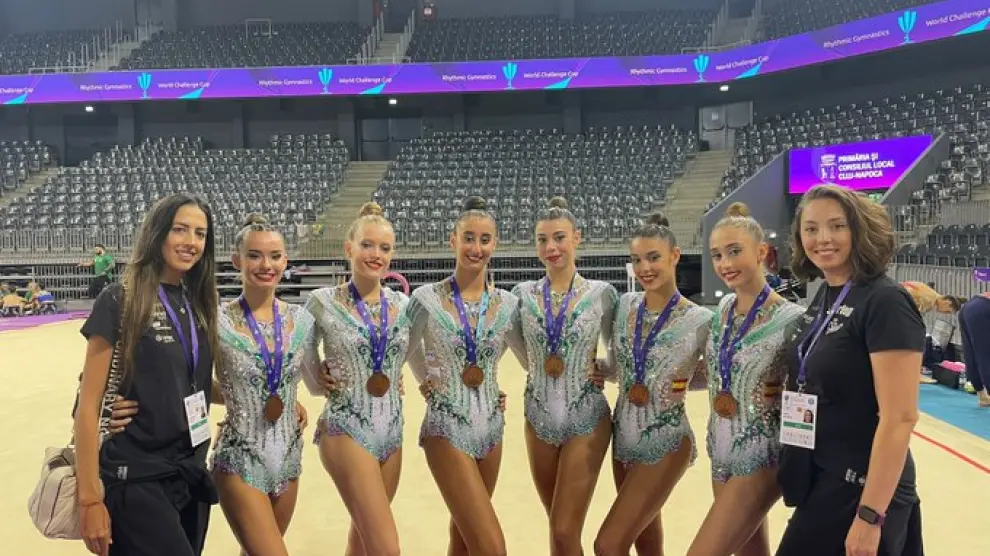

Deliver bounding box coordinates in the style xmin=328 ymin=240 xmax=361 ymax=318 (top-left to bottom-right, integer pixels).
xmin=713 ymin=202 xmax=765 ymax=243
xmin=347 ymin=202 xmax=393 ymax=241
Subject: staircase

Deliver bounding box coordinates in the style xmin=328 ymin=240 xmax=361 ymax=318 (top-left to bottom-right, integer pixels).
xmin=664 ymin=151 xmax=735 ymax=248
xmin=302 ymin=161 xmax=391 ymax=257
xmin=372 ymin=33 xmax=406 ymax=62
xmin=0 ymin=168 xmax=58 ymax=208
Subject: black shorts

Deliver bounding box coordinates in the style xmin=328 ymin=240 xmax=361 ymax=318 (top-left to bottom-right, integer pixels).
xmin=106 ymin=478 xmax=211 ymax=556
xmin=776 ymin=469 xmax=923 ymax=556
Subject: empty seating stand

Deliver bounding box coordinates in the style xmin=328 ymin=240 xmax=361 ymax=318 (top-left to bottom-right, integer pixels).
xmin=0 ymin=29 xmax=130 ymax=74
xmin=407 ymin=10 xmax=716 ymax=62
xmin=373 ymin=126 xmax=696 ymax=248
xmin=1 ymin=141 xmax=55 ymax=195
xmin=762 ymin=0 xmax=939 ymax=40
xmin=0 ymin=134 xmax=349 ymax=258
xmin=116 ymin=22 xmax=368 ymax=70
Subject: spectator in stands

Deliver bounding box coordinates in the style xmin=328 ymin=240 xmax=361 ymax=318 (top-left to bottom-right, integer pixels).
xmin=74 ymin=193 xmax=220 ymax=556
xmin=687 ymin=202 xmax=805 ymax=556
xmin=302 ymin=202 xmax=413 ymax=556
xmin=777 ymin=185 xmax=924 ymax=556
xmin=408 ymin=196 xmax=515 ymax=556
xmin=80 ymin=244 xmax=115 ymax=299
xmin=505 ymin=197 xmax=617 ymax=556
xmin=593 ymin=211 xmax=711 ymax=556
xmin=957 ymin=295 xmax=990 ymax=407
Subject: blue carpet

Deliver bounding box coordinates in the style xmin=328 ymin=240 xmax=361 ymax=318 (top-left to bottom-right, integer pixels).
xmin=919 ymin=384 xmax=990 ymax=440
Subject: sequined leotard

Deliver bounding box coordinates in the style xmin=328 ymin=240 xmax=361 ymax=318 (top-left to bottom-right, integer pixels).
xmin=705 ymin=293 xmax=804 ymax=483
xmin=407 ymin=281 xmax=519 ymax=459
xmin=509 ymin=276 xmax=617 ymax=446
xmin=610 ymin=293 xmax=712 ymax=465
xmin=303 ymin=286 xmax=412 ymax=462
xmin=211 ymin=300 xmax=319 ymax=497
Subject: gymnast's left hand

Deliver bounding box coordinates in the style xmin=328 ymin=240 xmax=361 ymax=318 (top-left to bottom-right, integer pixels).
xmin=296 ymin=401 xmax=308 ymax=431
xmin=845 ymin=517 xmax=881 ymax=556
xmin=498 ymin=390 xmax=507 ymax=412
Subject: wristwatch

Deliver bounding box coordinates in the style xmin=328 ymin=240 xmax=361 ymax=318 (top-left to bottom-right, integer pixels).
xmin=857 ymin=505 xmax=886 ymax=526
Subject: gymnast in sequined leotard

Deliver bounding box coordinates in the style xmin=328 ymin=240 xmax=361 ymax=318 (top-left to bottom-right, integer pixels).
xmin=593 ymin=212 xmax=711 ymax=556
xmin=301 ymin=202 xmax=413 ymax=556
xmin=685 ymin=202 xmax=804 ymax=556
xmin=504 ymin=197 xmax=617 ymax=555
xmin=406 ymin=196 xmax=518 ymax=556
xmin=209 ymin=214 xmax=320 ymax=556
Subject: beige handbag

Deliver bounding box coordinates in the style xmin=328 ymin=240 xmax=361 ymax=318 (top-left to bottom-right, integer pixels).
xmin=28 ymin=335 xmax=124 ymax=540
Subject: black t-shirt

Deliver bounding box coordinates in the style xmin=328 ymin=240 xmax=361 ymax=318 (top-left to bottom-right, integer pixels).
xmin=81 ymin=282 xmax=214 ymax=465
xmin=787 ymin=276 xmax=925 ymax=481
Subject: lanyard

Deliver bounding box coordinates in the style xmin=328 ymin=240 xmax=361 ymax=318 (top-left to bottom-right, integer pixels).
xmin=632 ymin=292 xmax=681 ymax=384
xmin=238 ymin=297 xmax=284 ymax=397
xmin=796 ymin=282 xmax=852 ymax=388
xmin=348 ymin=283 xmax=389 ymax=372
xmin=450 ymin=276 xmax=490 ymax=365
xmin=718 ymin=284 xmax=772 ymax=393
xmin=542 ymin=273 xmax=577 ymax=355
xmin=157 ymin=285 xmax=200 ymax=387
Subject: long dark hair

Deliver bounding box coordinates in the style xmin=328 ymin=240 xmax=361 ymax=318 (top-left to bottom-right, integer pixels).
xmin=120 ymin=193 xmax=219 ymax=378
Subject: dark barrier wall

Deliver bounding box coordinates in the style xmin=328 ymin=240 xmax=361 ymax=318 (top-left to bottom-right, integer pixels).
xmin=700 ymin=152 xmax=790 ymax=304
xmin=881 ymin=132 xmax=950 ymax=206
xmin=0 ymin=0 xmax=133 ymax=33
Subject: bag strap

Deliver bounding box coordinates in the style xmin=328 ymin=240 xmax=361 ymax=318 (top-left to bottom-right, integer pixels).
xmin=69 ymin=290 xmax=127 ymax=448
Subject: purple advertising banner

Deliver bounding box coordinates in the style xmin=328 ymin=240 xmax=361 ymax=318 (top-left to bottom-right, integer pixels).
xmin=0 ymin=0 xmax=987 ymax=105
xmin=788 ymin=135 xmax=934 ymax=195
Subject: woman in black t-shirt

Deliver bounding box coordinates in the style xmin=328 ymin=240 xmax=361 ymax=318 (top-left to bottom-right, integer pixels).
xmin=74 ymin=193 xmax=220 ymax=556
xmin=776 ymin=185 xmax=925 ymax=556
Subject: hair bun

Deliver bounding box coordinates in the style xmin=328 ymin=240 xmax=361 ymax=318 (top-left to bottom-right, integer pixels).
xmin=548 ymin=196 xmax=569 ymax=210
xmin=462 ymin=195 xmax=487 ymax=212
xmin=725 ymin=202 xmax=751 ymax=218
xmin=644 ymin=211 xmax=669 ymax=228
xmin=242 ymin=212 xmax=267 ymax=227
xmin=358 ymin=201 xmax=384 ymax=218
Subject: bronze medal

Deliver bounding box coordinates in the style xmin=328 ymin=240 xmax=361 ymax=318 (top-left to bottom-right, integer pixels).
xmin=627 ymin=383 xmax=650 ymax=407
xmin=713 ymin=392 xmax=738 ymax=419
xmin=366 ymin=373 xmax=391 ymax=397
xmin=263 ymin=395 xmax=284 ymax=422
xmin=544 ymin=354 xmax=565 ymax=378
xmin=462 ymin=364 xmax=484 ymax=388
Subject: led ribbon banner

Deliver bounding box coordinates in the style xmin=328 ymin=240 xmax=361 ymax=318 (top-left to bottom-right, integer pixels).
xmin=0 ymin=0 xmax=987 ymax=105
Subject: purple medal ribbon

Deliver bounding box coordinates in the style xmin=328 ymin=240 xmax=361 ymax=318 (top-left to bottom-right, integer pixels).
xmin=633 ymin=291 xmax=681 ymax=385
xmin=238 ymin=297 xmax=284 ymax=399
xmin=348 ymin=283 xmax=389 ymax=373
xmin=718 ymin=284 xmax=772 ymax=394
xmin=450 ymin=276 xmax=490 ymax=365
xmin=157 ymin=285 xmax=200 ymax=387
xmin=542 ymin=274 xmax=576 ymax=356
xmin=796 ymin=282 xmax=852 ymax=388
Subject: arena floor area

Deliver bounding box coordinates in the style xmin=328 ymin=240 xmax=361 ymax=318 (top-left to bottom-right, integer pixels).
xmin=4 ymin=317 xmax=990 ymax=555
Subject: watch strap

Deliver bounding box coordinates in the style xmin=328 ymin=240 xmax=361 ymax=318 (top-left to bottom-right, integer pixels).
xmin=857 ymin=505 xmax=886 ymax=526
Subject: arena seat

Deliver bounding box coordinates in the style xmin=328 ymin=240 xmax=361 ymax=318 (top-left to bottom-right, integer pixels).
xmin=406 ymin=10 xmax=717 ymax=62
xmin=716 ymin=81 xmax=990 ymax=266
xmin=0 ymin=29 xmax=130 ymax=75
xmin=761 ymin=0 xmax=940 ymax=41
xmin=0 ymin=141 xmax=56 ymax=194
xmin=115 ymin=22 xmax=368 ymax=70
xmin=0 ymin=134 xmax=348 ymax=256
xmin=372 ymin=126 xmax=696 ymax=247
